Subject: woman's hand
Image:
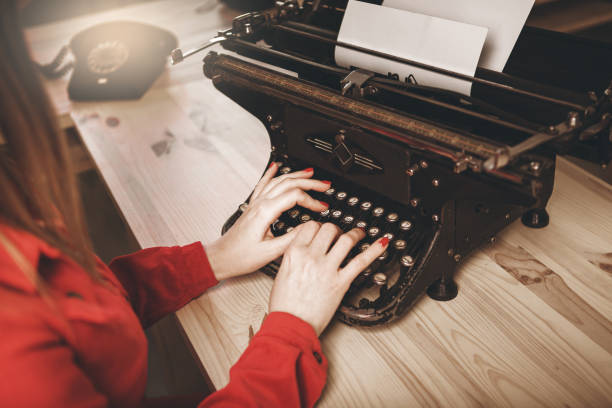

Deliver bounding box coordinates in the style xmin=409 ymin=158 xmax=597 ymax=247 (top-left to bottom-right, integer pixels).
xmin=269 ymin=222 xmax=388 ymax=336
xmin=206 ymin=163 xmax=331 ymax=281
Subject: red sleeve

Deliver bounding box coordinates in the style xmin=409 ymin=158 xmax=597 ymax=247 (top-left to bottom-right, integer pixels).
xmin=199 ymin=312 xmax=328 ymax=408
xmin=0 ymin=294 xmax=108 ymax=408
xmin=108 ymin=242 xmax=218 ymax=327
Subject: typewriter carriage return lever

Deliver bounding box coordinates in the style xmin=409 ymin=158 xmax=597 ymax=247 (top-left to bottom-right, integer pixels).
xmin=173 ymin=0 xmax=612 ymax=326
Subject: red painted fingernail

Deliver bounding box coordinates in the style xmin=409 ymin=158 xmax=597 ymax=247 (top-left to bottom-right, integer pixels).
xmin=319 ymin=201 xmax=329 ymax=208
xmin=304 ymin=167 xmax=313 ymax=173
xmin=268 ymin=162 xmax=276 ymax=169
xmin=321 ymin=180 xmax=331 ymax=185
xmin=380 ymin=237 xmax=389 ymax=247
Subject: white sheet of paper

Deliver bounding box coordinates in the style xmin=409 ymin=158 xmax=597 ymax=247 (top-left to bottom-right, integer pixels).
xmin=335 ymin=0 xmax=487 ymax=95
xmin=383 ymin=0 xmax=535 ymax=71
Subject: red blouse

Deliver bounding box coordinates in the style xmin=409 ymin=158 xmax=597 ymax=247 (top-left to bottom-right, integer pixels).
xmin=0 ymin=225 xmax=327 ymax=407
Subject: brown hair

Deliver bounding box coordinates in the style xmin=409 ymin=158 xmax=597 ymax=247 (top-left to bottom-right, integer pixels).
xmin=0 ymin=0 xmax=97 ymax=277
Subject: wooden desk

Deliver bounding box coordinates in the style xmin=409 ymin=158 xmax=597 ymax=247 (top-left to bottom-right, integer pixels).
xmin=28 ymin=1 xmax=612 ymax=406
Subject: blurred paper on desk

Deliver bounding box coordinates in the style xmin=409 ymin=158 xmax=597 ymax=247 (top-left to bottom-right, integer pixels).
xmin=383 ymin=0 xmax=536 ymax=71
xmin=335 ymin=0 xmax=487 ymax=95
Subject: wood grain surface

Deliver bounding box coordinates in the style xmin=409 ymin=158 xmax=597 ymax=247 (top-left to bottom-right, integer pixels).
xmin=28 ymin=1 xmax=612 ymax=406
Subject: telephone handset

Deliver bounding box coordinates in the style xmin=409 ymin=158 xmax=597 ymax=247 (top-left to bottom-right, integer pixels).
xmin=39 ymin=21 xmax=177 ymax=101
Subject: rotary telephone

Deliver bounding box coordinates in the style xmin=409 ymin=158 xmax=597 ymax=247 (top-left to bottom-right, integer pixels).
xmin=38 ymin=21 xmax=177 ymax=101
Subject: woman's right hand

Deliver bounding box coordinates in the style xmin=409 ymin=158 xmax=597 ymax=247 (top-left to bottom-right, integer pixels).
xmin=269 ymin=222 xmax=389 ymax=336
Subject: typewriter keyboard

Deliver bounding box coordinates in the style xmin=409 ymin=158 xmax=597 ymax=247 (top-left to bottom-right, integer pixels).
xmin=264 ymin=162 xmax=429 ymax=323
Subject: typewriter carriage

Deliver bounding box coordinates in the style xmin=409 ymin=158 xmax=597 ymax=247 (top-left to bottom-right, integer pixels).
xmin=203 ymin=0 xmax=611 ymax=326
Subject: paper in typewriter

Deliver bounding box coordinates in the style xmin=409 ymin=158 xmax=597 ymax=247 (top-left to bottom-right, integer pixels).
xmin=335 ymin=0 xmax=488 ymax=95
xmin=383 ymin=0 xmax=536 ymax=72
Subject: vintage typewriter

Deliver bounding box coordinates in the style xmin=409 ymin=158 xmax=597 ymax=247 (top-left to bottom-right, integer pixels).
xmin=171 ymin=0 xmax=612 ymax=326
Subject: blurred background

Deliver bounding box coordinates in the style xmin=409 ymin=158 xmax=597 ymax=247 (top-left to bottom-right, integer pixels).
xmin=20 ymin=0 xmax=612 ymax=42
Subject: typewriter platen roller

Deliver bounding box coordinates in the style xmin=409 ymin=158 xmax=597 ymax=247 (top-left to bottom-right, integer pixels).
xmin=175 ymin=0 xmax=612 ymax=326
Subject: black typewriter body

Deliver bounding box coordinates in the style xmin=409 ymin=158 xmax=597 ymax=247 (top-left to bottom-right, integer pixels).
xmin=190 ymin=0 xmax=612 ymax=326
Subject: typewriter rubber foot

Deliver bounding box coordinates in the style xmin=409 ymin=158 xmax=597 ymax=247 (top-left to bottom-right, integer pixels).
xmin=427 ymin=278 xmax=458 ymax=301
xmin=521 ymin=208 xmax=549 ymax=229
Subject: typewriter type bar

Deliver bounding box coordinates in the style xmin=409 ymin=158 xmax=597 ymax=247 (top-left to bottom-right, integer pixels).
xmin=180 ymin=0 xmax=612 ymax=325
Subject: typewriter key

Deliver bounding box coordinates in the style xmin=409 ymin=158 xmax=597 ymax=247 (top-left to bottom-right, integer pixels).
xmin=355 ymin=220 xmax=368 ymax=230
xmin=394 ymin=240 xmax=407 ymax=250
xmin=386 ymin=213 xmax=399 ymax=223
xmin=342 ymin=215 xmax=355 ymax=225
xmin=383 ymin=232 xmax=394 ymax=241
xmin=347 ymin=197 xmax=359 ymax=207
xmin=286 ymin=226 xmax=294 ymax=233
xmin=319 ymin=209 xmax=330 ymax=221
xmin=368 ymin=226 xmax=380 ymax=238
xmin=279 ymin=166 xmax=291 ymax=174
xmin=331 ymin=210 xmax=343 ymax=220
xmin=399 ymin=220 xmax=413 ymax=231
xmin=288 ymin=209 xmax=300 ymax=219
xmin=324 ymin=188 xmax=336 ymax=197
xmin=360 ymin=201 xmax=372 ymax=212
xmin=400 ymin=255 xmax=415 ymax=267
xmin=377 ymin=251 xmax=388 ymax=261
xmin=300 ymin=214 xmax=312 ymax=223
xmin=360 ymin=243 xmax=370 ymax=252
xmin=373 ymin=273 xmax=387 ymax=286
xmin=336 ymin=191 xmax=347 ymax=201
xmin=372 ymin=207 xmax=385 ymax=218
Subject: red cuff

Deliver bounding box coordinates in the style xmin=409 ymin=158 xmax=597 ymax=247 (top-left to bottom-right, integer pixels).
xmin=154 ymin=242 xmax=219 ymax=319
xmin=255 ymin=312 xmax=327 ymax=368
xmin=182 ymin=242 xmax=219 ymax=290
xmin=109 ymin=241 xmax=219 ymax=327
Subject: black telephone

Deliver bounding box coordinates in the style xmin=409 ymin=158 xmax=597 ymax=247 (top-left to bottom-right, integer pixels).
xmin=39 ymin=21 xmax=177 ymax=101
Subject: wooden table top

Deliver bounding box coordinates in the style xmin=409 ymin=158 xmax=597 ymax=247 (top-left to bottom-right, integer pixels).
xmin=28 ymin=1 xmax=612 ymax=406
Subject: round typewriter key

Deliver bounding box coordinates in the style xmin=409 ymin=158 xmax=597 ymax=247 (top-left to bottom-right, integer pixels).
xmin=279 ymin=166 xmax=292 ymax=174
xmin=342 ymin=215 xmax=355 ymax=225
xmin=368 ymin=226 xmax=380 ymax=238
xmin=324 ymin=188 xmax=336 ymax=197
xmin=383 ymin=232 xmax=394 ymax=241
xmin=286 ymin=226 xmax=294 ymax=233
xmin=336 ymin=191 xmax=347 ymax=201
xmin=400 ymin=220 xmax=413 ymax=231
xmin=331 ymin=210 xmax=343 ymax=220
xmin=394 ymin=240 xmax=407 ymax=250
xmin=400 ymin=255 xmax=415 ymax=267
xmin=347 ymin=197 xmax=359 ymax=207
xmin=355 ymin=220 xmax=368 ymax=230
xmin=299 ymin=214 xmax=312 ymax=223
xmin=360 ymin=243 xmax=370 ymax=252
xmin=386 ymin=212 xmax=399 ymax=223
xmin=377 ymin=251 xmax=388 ymax=261
xmin=360 ymin=201 xmax=372 ymax=212
xmin=272 ymin=220 xmax=286 ymax=233
xmin=372 ymin=207 xmax=385 ymax=218
xmin=288 ymin=209 xmax=300 ymax=219
xmin=373 ymin=273 xmax=387 ymax=286
xmin=319 ymin=209 xmax=330 ymax=218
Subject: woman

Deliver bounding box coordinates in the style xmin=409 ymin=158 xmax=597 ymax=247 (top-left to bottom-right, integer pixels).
xmin=0 ymin=1 xmax=388 ymax=406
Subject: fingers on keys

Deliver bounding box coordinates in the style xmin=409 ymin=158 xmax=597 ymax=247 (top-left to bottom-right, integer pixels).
xmin=340 ymin=235 xmax=388 ymax=282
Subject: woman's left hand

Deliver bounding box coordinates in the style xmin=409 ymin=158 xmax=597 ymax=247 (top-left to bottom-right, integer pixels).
xmin=205 ymin=163 xmax=331 ymax=281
